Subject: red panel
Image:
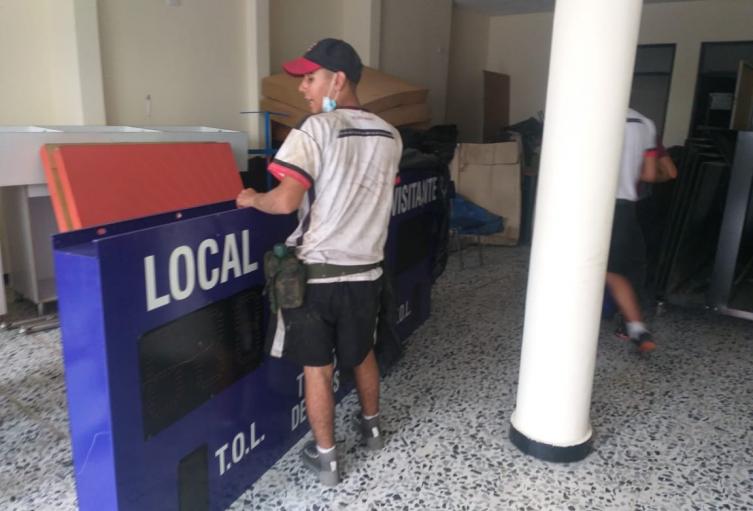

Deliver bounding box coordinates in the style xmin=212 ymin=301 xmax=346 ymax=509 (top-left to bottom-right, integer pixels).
xmin=41 ymin=142 xmax=243 ymax=231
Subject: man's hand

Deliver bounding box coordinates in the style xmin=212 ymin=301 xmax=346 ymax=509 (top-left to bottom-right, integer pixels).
xmin=236 ymin=187 xmax=258 ymax=208
xmin=657 ymin=155 xmax=678 ymax=182
xmin=235 ymin=177 xmax=306 ymax=214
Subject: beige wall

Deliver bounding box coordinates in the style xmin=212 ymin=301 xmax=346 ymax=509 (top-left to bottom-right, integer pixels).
xmin=485 ymin=0 xmax=753 ymax=147
xmin=98 ymin=0 xmax=250 ymax=131
xmin=269 ymin=0 xmax=344 ymax=73
xmin=0 ymin=0 xmax=56 ymax=125
xmin=50 ymin=0 xmax=106 ymax=124
xmin=246 ymin=0 xmax=271 ymax=146
xmin=486 ymin=11 xmax=552 ymax=131
xmin=380 ymin=0 xmax=453 ymax=123
xmin=0 ymin=0 xmax=104 ymax=125
xmin=342 ymin=0 xmax=382 ymax=67
xmin=446 ymin=6 xmax=490 ymax=142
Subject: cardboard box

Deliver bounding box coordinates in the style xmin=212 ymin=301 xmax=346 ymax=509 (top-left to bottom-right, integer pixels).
xmin=261 ymin=67 xmax=429 ymax=114
xmin=449 ymin=141 xmax=522 ymax=245
xmin=260 ymin=97 xmax=431 ymax=130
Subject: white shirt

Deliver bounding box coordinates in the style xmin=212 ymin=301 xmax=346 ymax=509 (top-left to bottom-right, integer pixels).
xmin=268 ymin=107 xmax=402 ymax=278
xmin=617 ymin=109 xmax=657 ymax=201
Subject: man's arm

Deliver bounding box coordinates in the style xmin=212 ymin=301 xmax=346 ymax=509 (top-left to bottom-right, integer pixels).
xmin=639 ymin=154 xmax=659 ymax=182
xmin=640 ymin=152 xmax=677 ymax=183
xmin=656 ymin=154 xmax=678 ymax=181
xmin=236 ymin=176 xmax=307 ymax=214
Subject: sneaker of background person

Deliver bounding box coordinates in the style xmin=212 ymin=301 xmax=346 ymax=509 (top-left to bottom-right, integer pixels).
xmin=631 ymin=331 xmax=657 ymax=353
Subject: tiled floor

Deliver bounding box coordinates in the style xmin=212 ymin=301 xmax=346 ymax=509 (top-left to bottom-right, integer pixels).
xmin=1 ymin=246 xmax=752 ymax=510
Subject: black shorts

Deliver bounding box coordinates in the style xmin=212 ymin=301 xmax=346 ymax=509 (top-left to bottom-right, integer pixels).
xmin=265 ymin=278 xmax=383 ymax=368
xmin=608 ymin=200 xmax=646 ymax=279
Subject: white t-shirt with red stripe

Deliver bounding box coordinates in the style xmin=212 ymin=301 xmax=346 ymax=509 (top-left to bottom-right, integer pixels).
xmin=617 ymin=108 xmax=657 ymax=201
xmin=268 ymin=107 xmax=402 ymax=271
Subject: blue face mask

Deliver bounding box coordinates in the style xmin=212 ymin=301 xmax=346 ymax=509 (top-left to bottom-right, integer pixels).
xmin=322 ymin=78 xmax=337 ymax=113
xmin=322 ymin=96 xmax=337 ymax=113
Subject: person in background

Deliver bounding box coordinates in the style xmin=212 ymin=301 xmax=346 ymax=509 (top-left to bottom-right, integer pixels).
xmin=607 ymin=108 xmax=677 ymax=353
xmin=236 ymin=39 xmax=402 ymax=486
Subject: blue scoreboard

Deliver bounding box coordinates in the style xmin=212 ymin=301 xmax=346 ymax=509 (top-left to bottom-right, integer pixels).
xmin=54 ymin=169 xmax=444 ymax=511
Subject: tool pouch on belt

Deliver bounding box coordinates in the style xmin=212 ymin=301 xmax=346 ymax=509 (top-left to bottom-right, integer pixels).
xmin=263 ymin=244 xmax=306 ymax=310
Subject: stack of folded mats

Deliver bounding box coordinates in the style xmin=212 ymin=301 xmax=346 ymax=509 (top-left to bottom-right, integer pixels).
xmin=261 ymin=67 xmax=431 ymax=131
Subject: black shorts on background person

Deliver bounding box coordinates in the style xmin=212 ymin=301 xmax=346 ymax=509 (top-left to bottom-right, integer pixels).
xmin=607 ymin=109 xmax=677 ymax=353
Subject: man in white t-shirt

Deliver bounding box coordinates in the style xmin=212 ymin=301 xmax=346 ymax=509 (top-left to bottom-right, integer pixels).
xmin=607 ymin=108 xmax=676 ymax=353
xmin=236 ymin=39 xmax=402 ymax=486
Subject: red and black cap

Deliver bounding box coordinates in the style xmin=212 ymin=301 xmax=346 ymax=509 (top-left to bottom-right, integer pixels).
xmin=282 ymin=38 xmax=363 ymax=84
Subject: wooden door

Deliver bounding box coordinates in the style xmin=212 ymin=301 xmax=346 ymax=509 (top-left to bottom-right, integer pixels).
xmin=483 ymin=71 xmax=510 ymax=143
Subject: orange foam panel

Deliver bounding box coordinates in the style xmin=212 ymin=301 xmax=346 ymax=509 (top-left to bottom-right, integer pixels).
xmin=41 ymin=142 xmax=243 ymax=232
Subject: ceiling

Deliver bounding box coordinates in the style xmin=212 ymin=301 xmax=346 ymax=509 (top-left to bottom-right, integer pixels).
xmin=454 ymin=0 xmax=698 ymax=16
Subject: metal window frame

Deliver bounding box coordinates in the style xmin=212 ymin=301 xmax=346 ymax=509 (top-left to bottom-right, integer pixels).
xmin=708 ymin=131 xmax=753 ymax=320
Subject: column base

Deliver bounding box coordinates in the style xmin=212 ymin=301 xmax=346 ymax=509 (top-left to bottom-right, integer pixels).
xmin=509 ymin=424 xmax=592 ymax=463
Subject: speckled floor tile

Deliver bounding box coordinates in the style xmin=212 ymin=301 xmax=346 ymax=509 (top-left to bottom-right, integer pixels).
xmin=1 ymin=246 xmax=752 ymax=510
xmin=0 ymin=327 xmax=63 ymax=388
xmin=0 ymin=394 xmax=76 ymax=511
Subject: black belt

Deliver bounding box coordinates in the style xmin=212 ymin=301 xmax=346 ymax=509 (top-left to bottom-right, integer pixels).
xmin=306 ymin=262 xmax=381 ymax=279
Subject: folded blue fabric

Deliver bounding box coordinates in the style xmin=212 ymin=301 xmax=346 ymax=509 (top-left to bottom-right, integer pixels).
xmin=450 ymin=195 xmax=504 ymax=235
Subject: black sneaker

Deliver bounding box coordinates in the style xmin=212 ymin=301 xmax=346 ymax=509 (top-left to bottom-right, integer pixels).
xmin=614 ymin=315 xmax=629 ymax=341
xmin=352 ymin=412 xmax=384 ymax=450
xmin=300 ymin=441 xmax=339 ymax=486
xmin=630 ymin=331 xmax=656 ymax=353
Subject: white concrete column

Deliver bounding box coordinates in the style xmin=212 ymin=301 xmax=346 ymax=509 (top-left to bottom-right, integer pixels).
xmin=245 ymin=0 xmax=271 ymax=149
xmin=48 ymin=0 xmax=106 ymax=124
xmin=509 ymin=0 xmax=643 ymax=462
xmin=342 ymin=0 xmax=381 ymax=68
